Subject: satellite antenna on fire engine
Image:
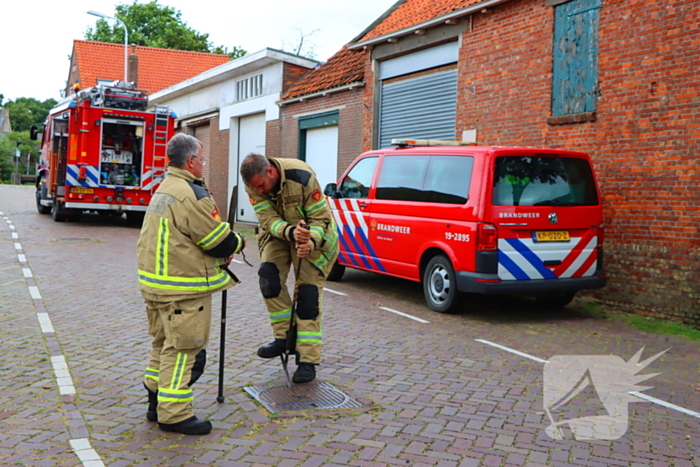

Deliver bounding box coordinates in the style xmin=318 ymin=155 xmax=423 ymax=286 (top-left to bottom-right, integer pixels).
xmin=88 ymin=10 xmax=129 ymax=83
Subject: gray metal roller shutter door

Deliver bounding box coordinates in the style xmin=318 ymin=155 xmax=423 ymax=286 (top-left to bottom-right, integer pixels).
xmin=378 ymin=70 xmax=457 ymax=148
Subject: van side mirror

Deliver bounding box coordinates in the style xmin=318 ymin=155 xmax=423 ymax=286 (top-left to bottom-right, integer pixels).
xmin=324 ymin=182 xmax=339 ymax=198
xmin=29 ymin=125 xmax=38 ymax=140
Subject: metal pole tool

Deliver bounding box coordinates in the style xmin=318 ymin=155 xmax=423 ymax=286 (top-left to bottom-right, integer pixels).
xmin=280 ymin=222 xmax=309 ymax=388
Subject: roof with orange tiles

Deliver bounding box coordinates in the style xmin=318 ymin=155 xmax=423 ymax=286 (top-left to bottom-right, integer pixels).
xmin=71 ymin=40 xmax=230 ymax=94
xmin=282 ymin=46 xmax=366 ymax=100
xmin=359 ymin=0 xmax=484 ymax=41
xmin=281 ymin=0 xmax=485 ymax=101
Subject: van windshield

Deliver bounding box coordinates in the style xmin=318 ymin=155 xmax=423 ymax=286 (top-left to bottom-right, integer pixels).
xmin=492 ymin=155 xmax=599 ymax=207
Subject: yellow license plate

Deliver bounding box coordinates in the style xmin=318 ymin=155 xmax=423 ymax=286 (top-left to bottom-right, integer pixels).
xmin=71 ymin=187 xmax=94 ymax=194
xmin=534 ymin=231 xmax=570 ymax=242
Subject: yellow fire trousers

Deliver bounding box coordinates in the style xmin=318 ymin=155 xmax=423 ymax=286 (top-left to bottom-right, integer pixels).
xmin=259 ymin=238 xmax=325 ymax=364
xmin=143 ymin=295 xmax=211 ymax=424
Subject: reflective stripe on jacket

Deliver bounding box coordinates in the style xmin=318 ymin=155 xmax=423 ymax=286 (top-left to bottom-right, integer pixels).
xmin=137 ymin=167 xmax=241 ymax=298
xmin=245 ymin=157 xmax=338 ymax=274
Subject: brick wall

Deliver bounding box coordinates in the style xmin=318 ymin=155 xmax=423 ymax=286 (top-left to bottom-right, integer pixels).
xmin=266 ymin=119 xmax=281 ymax=158
xmin=282 ymin=63 xmax=316 ymax=94
xmin=278 ymin=88 xmax=366 ymax=178
xmin=450 ymin=0 xmax=699 ymax=324
xmin=206 ymin=115 xmax=231 ymax=215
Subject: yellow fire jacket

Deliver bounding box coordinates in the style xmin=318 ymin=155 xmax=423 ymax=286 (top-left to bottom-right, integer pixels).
xmin=245 ymin=157 xmax=338 ymax=273
xmin=137 ymin=167 xmax=243 ymax=300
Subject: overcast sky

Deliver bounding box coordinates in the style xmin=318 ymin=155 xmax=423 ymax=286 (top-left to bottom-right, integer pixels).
xmin=1 ymin=0 xmax=397 ymax=103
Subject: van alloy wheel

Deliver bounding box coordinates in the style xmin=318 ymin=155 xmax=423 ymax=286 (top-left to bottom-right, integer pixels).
xmin=423 ymin=255 xmax=458 ymax=313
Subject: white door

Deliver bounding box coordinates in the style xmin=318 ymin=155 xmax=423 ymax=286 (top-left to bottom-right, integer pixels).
xmin=305 ymin=125 xmax=338 ymax=190
xmin=235 ymin=113 xmax=266 ymax=223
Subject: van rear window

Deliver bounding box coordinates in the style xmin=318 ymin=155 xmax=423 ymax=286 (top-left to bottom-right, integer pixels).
xmin=492 ymin=155 xmax=599 ymax=206
xmin=376 ymin=155 xmax=473 ymax=204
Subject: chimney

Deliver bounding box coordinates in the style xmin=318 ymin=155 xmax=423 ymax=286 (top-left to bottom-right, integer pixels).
xmin=128 ymin=44 xmax=138 ymax=87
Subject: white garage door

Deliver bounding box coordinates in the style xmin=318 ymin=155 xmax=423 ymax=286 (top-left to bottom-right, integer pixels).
xmin=235 ymin=113 xmax=265 ymax=223
xmin=305 ymin=125 xmax=338 ymax=191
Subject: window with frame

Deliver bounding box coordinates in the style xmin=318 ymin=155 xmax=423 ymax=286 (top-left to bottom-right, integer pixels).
xmin=236 ymin=74 xmax=263 ymax=101
xmin=551 ymin=0 xmax=601 ymax=117
xmin=492 ymin=155 xmax=599 ymax=207
xmin=375 ymin=155 xmax=473 ymax=204
xmin=339 ymin=157 xmax=378 ymax=199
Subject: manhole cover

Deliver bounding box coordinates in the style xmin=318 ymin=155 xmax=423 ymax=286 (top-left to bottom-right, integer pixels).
xmin=244 ymin=382 xmax=363 ymax=413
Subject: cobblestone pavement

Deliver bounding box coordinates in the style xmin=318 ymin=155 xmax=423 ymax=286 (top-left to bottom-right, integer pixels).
xmin=0 ymin=185 xmax=698 ymax=467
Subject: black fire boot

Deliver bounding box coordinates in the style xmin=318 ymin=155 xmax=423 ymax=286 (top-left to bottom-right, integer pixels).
xmin=257 ymin=338 xmax=287 ymax=359
xmin=158 ymin=416 xmax=212 ymax=435
xmin=292 ymin=362 xmax=316 ymax=384
xmin=144 ymin=384 xmax=158 ymax=422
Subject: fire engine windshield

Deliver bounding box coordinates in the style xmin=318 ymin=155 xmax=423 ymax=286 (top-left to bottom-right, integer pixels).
xmin=492 ymin=155 xmax=599 ymax=207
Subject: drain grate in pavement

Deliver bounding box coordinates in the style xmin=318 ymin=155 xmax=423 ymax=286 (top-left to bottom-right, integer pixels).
xmin=244 ymin=382 xmax=362 ymax=414
xmin=52 ymin=238 xmax=101 ymax=243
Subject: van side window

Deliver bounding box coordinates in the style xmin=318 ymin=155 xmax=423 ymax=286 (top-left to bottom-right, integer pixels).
xmin=339 ymin=156 xmax=378 ymax=198
xmin=423 ymin=156 xmax=473 ymax=204
xmin=492 ymin=155 xmax=599 ymax=206
xmin=376 ymin=155 xmax=473 ymax=204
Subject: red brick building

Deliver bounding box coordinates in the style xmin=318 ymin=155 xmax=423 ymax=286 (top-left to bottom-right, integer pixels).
xmin=277 ymin=0 xmax=700 ymax=324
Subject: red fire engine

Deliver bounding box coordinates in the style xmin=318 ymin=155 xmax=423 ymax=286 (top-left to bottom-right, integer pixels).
xmin=33 ymin=81 xmax=176 ymax=223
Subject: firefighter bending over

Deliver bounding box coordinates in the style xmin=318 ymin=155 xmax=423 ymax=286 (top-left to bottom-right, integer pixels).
xmin=240 ymin=153 xmax=338 ymax=384
xmin=137 ymin=134 xmax=246 ymax=435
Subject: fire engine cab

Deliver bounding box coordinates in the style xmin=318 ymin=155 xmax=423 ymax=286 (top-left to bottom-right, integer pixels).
xmin=33 ymin=81 xmax=176 ymax=223
xmin=324 ymin=139 xmax=607 ymax=313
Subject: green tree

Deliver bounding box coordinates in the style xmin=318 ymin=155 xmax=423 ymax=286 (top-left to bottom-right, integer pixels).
xmin=2 ymin=97 xmax=57 ymax=133
xmin=85 ymin=1 xmax=246 ymax=59
xmin=0 ymin=131 xmax=41 ymax=183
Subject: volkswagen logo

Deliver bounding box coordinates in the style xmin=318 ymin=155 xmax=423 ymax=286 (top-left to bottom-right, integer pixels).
xmin=548 ymin=212 xmax=558 ymax=224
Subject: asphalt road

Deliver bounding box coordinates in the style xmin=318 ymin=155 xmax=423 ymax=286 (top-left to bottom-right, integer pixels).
xmin=0 ymin=184 xmax=698 ymax=467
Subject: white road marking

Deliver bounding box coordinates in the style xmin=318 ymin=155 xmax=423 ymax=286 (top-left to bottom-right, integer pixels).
xmin=476 ymin=339 xmax=700 ymax=419
xmin=323 ymin=287 xmax=347 ymax=296
xmin=630 ymin=391 xmax=700 ymax=418
xmin=379 ymin=306 xmax=430 ymax=323
xmin=28 ymin=286 xmax=42 ymax=299
xmin=475 ymin=339 xmax=549 ymax=363
xmin=37 ymin=313 xmax=55 ymax=333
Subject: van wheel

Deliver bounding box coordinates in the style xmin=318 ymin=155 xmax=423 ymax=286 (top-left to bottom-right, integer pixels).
xmin=326 ymin=260 xmax=345 ymax=282
xmin=536 ymin=292 xmax=576 ymax=308
xmin=423 ymin=255 xmax=458 ymax=313
xmin=36 ymin=190 xmax=51 ymax=214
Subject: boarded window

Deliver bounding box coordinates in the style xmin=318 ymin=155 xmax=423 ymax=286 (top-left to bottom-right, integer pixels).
xmin=551 ymin=0 xmax=601 ymax=116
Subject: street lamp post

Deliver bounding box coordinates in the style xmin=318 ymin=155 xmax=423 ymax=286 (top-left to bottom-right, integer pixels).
xmin=87 ymin=10 xmax=128 ymax=83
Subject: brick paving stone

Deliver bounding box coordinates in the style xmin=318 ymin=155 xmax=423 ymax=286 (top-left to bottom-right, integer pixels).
xmin=298 ymin=454 xmax=329 ymax=467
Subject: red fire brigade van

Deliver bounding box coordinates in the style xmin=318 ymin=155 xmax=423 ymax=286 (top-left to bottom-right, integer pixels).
xmin=33 ymin=81 xmax=176 ymax=223
xmin=323 ymin=139 xmax=606 ymax=313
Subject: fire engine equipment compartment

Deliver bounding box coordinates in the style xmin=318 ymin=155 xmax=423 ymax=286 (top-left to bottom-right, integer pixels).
xmin=100 ymin=119 xmax=143 ymax=187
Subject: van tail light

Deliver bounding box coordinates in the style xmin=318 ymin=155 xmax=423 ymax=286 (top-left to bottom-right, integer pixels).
xmin=597 ymin=222 xmax=605 ymax=246
xmin=477 ymin=223 xmax=498 ymax=251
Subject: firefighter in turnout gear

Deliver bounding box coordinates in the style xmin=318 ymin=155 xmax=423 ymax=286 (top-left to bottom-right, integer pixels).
xmin=137 ymin=134 xmax=245 ymax=435
xmin=240 ymin=154 xmax=338 ymax=384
